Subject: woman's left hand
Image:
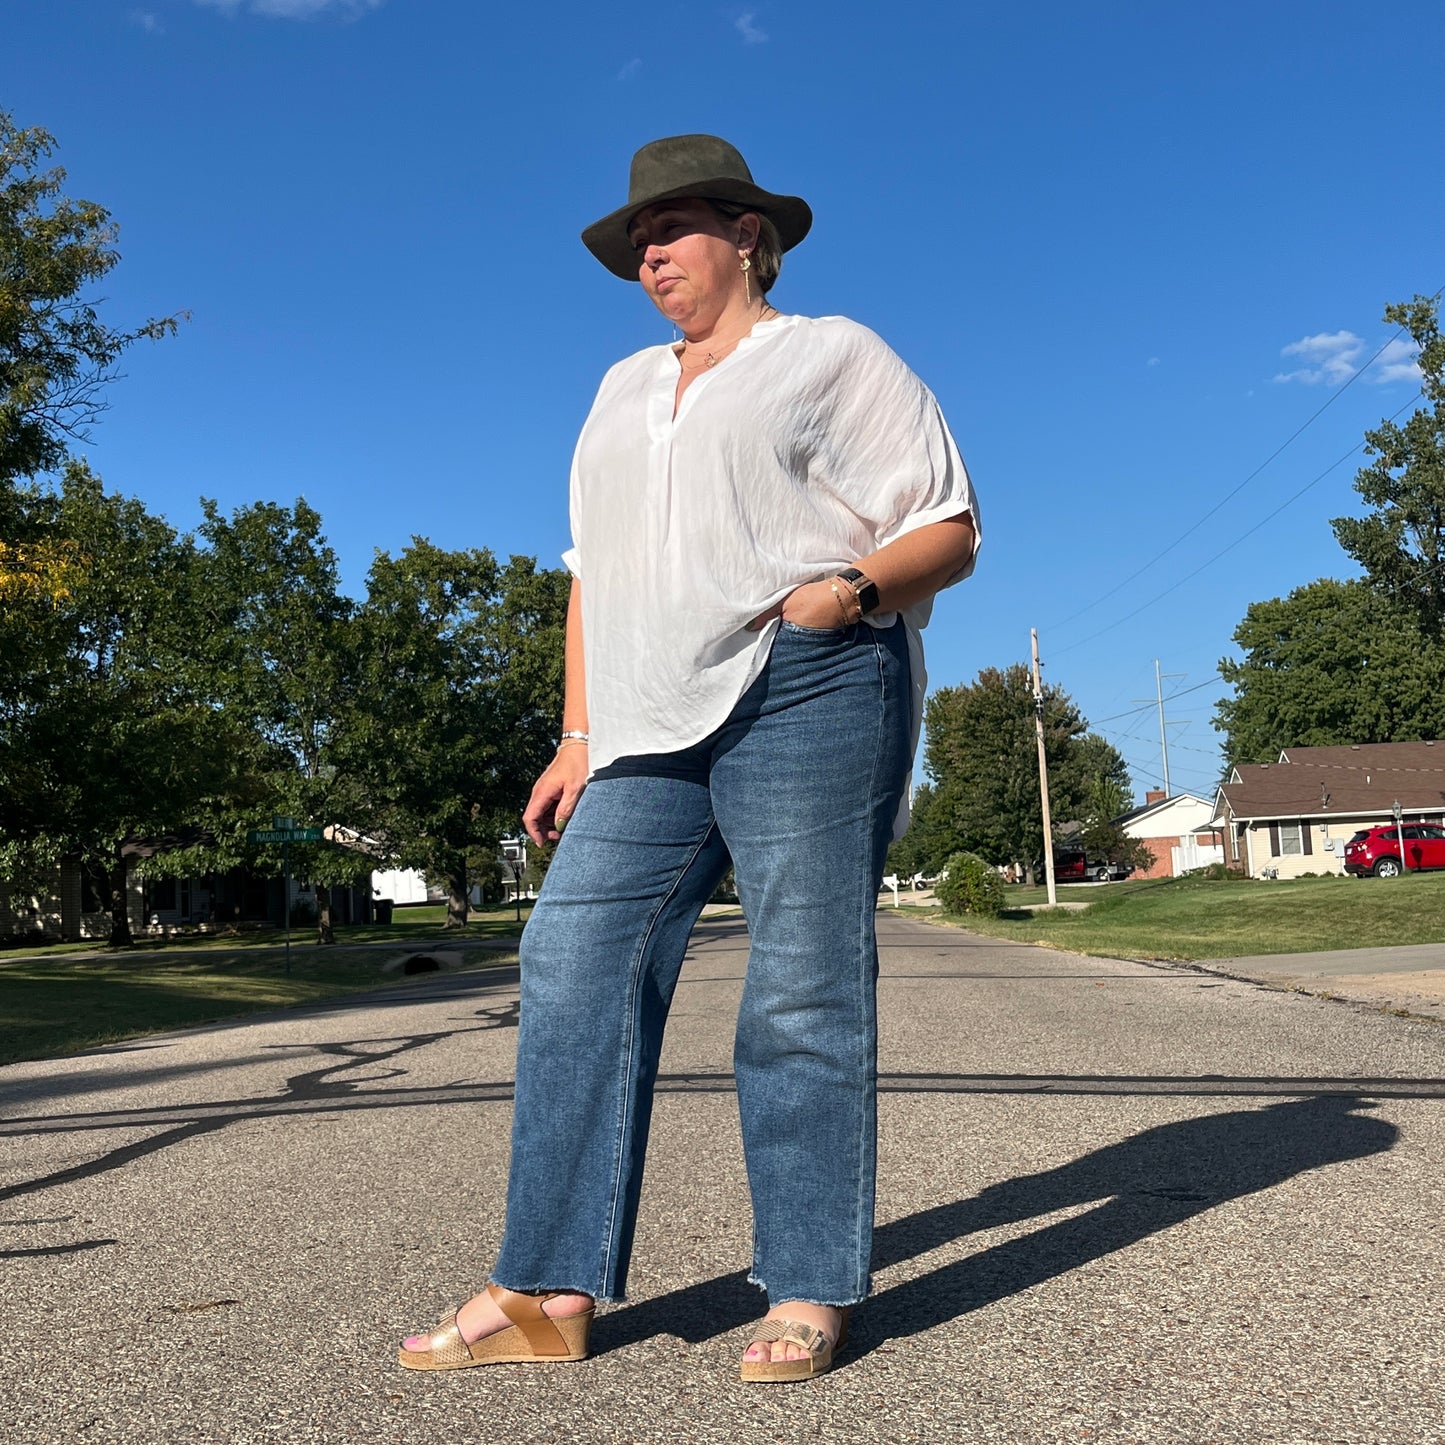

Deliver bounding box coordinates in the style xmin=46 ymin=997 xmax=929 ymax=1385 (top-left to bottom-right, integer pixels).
xmin=747 ymin=579 xmax=850 ymax=632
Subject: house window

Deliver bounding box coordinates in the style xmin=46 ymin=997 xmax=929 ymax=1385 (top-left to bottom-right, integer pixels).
xmin=147 ymin=877 xmax=178 ymax=912
xmin=1277 ymin=823 xmax=1304 ymax=856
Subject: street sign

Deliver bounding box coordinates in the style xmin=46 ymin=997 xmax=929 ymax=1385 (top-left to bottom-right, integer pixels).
xmin=248 ymin=827 xmax=323 ymax=845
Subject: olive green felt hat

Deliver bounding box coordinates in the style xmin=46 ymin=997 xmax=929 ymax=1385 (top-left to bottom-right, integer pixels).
xmin=581 ymin=133 xmax=812 ymax=281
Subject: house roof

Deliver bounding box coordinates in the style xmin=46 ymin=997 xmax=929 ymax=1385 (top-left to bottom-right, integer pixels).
xmin=121 ymin=825 xmax=217 ymax=860
xmin=1214 ymin=740 xmax=1445 ymax=823
xmin=1112 ymin=791 xmax=1211 ymax=828
xmin=1276 ymin=741 xmax=1445 ymax=773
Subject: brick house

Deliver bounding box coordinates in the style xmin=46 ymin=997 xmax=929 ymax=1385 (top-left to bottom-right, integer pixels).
xmin=1210 ymin=741 xmax=1445 ymax=878
xmin=1114 ymin=791 xmax=1224 ymax=878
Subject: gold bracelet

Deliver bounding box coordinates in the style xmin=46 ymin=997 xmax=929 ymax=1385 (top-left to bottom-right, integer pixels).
xmin=557 ymin=737 xmax=590 ymax=749
xmin=830 ymin=578 xmax=863 ymax=625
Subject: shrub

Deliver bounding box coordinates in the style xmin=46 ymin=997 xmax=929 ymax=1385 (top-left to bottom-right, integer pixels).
xmin=1185 ymin=862 xmax=1232 ymax=882
xmin=936 ymin=852 xmax=1006 ymax=918
xmin=710 ymin=865 xmax=739 ymax=904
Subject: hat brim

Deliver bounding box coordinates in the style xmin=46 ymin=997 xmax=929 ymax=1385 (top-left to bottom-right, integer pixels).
xmin=581 ymin=177 xmax=812 ymax=282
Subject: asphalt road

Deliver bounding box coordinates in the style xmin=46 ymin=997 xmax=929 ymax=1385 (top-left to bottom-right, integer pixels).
xmin=3 ymin=912 xmax=1443 ymax=1444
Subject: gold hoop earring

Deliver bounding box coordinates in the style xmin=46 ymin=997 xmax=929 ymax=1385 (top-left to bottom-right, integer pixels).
xmin=740 ymin=253 xmax=752 ymax=305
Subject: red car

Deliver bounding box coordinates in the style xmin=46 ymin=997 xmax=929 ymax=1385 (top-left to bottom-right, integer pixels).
xmin=1052 ymin=849 xmax=1133 ymax=883
xmin=1343 ymin=823 xmax=1445 ymax=877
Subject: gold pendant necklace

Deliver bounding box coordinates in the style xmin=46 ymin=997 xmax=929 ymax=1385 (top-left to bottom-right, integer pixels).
xmin=678 ymin=305 xmax=777 ymax=372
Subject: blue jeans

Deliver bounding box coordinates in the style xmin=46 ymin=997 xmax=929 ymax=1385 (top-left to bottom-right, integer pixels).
xmin=492 ymin=618 xmax=912 ymax=1306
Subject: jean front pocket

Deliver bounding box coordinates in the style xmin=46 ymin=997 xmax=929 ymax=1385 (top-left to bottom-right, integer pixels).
xmin=778 ymin=619 xmax=853 ymax=639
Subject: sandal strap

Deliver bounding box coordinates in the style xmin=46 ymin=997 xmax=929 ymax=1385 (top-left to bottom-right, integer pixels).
xmin=486 ymin=1283 xmax=571 ymax=1358
xmin=426 ymin=1313 xmax=473 ymax=1368
xmin=747 ymin=1318 xmax=832 ymax=1355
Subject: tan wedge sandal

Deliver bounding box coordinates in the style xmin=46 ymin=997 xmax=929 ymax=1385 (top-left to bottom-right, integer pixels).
xmin=397 ymin=1284 xmax=594 ymax=1371
xmin=739 ymin=1308 xmax=850 ymax=1383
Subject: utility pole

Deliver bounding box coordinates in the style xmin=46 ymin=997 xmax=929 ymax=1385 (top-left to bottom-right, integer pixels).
xmin=1135 ymin=662 xmax=1186 ymax=799
xmin=1031 ymin=629 xmax=1058 ymax=907
xmin=1155 ymin=659 xmax=1172 ymax=798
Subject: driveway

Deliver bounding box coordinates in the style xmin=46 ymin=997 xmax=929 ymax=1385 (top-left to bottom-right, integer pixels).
xmin=2 ymin=913 xmax=1442 ymax=1442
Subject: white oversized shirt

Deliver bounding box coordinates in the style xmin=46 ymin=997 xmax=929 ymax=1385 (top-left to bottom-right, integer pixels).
xmin=562 ymin=313 xmax=980 ymax=832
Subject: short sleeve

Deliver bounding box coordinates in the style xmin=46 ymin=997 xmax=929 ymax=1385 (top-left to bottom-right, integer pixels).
xmin=562 ymin=423 xmax=586 ymax=580
xmin=817 ymin=321 xmax=981 ymax=585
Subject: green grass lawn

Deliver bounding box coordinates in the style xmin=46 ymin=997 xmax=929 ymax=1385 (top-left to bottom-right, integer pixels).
xmin=1000 ymin=879 xmax=1157 ymax=910
xmin=939 ymin=871 xmax=1445 ymax=961
xmin=0 ymin=900 xmax=532 ymax=959
xmin=0 ymin=903 xmax=529 ymax=1066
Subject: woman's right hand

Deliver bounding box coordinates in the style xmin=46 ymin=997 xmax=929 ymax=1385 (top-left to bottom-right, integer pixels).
xmin=523 ymin=745 xmax=590 ymax=846
xmin=748 ymin=579 xmax=852 ymax=631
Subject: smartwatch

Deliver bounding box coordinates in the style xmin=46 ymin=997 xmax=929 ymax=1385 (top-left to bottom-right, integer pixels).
xmin=837 ymin=568 xmax=881 ymax=616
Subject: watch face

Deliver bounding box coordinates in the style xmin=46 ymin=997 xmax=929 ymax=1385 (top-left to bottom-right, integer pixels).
xmin=840 ymin=569 xmax=879 ymax=614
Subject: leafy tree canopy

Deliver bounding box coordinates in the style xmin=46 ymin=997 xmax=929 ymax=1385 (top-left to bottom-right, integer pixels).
xmin=899 ymin=663 xmax=1134 ymax=881
xmin=1215 ymin=577 xmax=1445 ymax=766
xmin=0 ymin=462 xmax=233 ymax=943
xmin=1331 ymin=294 xmax=1445 ymax=633
xmin=1219 ymin=295 xmax=1445 ymax=764
xmin=351 ymin=543 xmax=570 ymax=927
xmin=0 ymin=112 xmax=181 ymax=484
xmin=185 ymin=497 xmax=370 ymax=943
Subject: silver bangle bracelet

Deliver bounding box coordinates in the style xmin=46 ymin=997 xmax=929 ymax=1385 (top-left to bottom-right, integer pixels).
xmin=559 ymin=730 xmax=590 ymax=744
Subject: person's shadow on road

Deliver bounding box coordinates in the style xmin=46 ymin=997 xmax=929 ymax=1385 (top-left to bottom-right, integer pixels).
xmin=594 ymin=1094 xmax=1395 ymax=1356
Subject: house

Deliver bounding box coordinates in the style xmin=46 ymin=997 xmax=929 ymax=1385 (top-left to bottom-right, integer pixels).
xmin=1114 ymin=791 xmax=1224 ymax=878
xmin=0 ymin=859 xmax=109 ymax=943
xmin=1210 ymin=741 xmax=1445 ymax=878
xmin=1 ymin=830 xmax=375 ymax=945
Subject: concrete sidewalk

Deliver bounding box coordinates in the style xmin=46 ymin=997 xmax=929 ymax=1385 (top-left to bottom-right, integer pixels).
xmin=1193 ymin=941 xmax=1445 ymax=1021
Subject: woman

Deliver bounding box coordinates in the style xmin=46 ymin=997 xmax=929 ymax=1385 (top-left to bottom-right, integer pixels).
xmin=400 ymin=133 xmax=979 ymax=1382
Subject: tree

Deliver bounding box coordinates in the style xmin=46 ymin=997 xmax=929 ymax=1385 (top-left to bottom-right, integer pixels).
xmin=351 ymin=543 xmax=570 ymax=927
xmin=1218 ymin=296 xmax=1445 ymax=762
xmin=908 ymin=663 xmax=1133 ymax=883
xmin=191 ymin=498 xmax=372 ymax=944
xmin=1215 ymin=577 xmax=1445 ymax=766
xmin=1075 ymin=771 xmax=1155 ymax=875
xmin=0 ymin=112 xmax=181 ymax=485
xmin=1332 ymin=294 xmax=1445 ymax=633
xmin=886 ymin=781 xmax=952 ymax=878
xmin=0 ymin=463 xmax=230 ymax=943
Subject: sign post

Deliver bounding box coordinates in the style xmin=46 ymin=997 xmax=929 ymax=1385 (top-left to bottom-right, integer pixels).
xmin=247 ymin=821 xmax=324 ymax=973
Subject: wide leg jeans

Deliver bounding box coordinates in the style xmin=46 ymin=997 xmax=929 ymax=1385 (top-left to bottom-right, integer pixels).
xmin=492 ymin=618 xmax=913 ymax=1306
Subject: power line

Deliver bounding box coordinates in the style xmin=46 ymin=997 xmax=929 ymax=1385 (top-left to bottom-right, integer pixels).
xmin=1047 ymin=291 xmax=1440 ymax=635
xmin=1088 ymin=673 xmax=1223 ymax=726
xmin=1051 ymin=391 xmax=1424 ymax=658
xmin=1207 ymin=550 xmax=1445 ymax=667
xmin=1163 ymin=675 xmax=1225 ymax=702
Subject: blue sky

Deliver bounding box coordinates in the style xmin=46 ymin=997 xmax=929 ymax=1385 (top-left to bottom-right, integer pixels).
xmin=6 ymin=0 xmax=1443 ymax=801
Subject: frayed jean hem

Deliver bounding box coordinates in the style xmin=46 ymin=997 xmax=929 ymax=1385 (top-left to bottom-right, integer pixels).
xmin=746 ymin=1268 xmax=868 ymax=1308
xmin=487 ymin=1273 xmax=618 ymax=1304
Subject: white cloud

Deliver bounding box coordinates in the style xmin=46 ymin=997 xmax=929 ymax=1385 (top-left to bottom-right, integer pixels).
xmin=1146 ymin=356 xmax=1160 ymax=367
xmin=130 ymin=9 xmax=164 ymax=32
xmin=1373 ymin=336 xmax=1423 ymax=385
xmin=1273 ymin=328 xmax=1422 ymax=386
xmin=194 ymin=0 xmax=384 ymax=19
xmin=735 ymin=11 xmax=768 ymax=43
xmin=1273 ymin=330 xmax=1364 ymax=385
xmin=617 ymin=57 xmax=642 ymax=82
